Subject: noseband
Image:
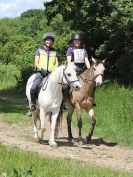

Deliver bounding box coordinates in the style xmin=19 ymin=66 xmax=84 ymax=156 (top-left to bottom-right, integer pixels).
xmin=62 ymin=66 xmax=79 ymax=86
xmin=78 ymin=66 xmax=104 ymax=84
xmin=95 ymin=73 xmax=104 ymax=80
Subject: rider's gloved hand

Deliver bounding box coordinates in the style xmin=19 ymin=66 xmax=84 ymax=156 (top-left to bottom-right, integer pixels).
xmin=41 ymin=68 xmax=47 ymax=77
xmin=41 ymin=68 xmax=51 ymax=77
xmin=46 ymin=71 xmax=51 ymax=76
xmin=76 ymin=67 xmax=81 ymax=75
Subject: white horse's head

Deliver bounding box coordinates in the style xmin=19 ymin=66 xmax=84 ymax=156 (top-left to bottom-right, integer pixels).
xmin=63 ymin=62 xmax=81 ymax=90
xmin=92 ymin=57 xmax=106 ymax=86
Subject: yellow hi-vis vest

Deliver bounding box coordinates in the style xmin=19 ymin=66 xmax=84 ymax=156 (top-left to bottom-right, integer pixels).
xmin=38 ymin=48 xmax=57 ymax=71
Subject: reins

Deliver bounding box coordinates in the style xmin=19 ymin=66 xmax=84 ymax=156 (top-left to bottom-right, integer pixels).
xmin=78 ymin=66 xmax=104 ymax=84
xmin=78 ymin=67 xmax=95 ymax=84
xmin=58 ymin=65 xmax=79 ymax=86
xmin=42 ymin=76 xmax=49 ymax=91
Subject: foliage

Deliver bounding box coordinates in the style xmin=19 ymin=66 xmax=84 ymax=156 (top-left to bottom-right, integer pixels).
xmin=44 ymin=0 xmax=133 ymax=83
xmin=20 ymin=9 xmax=45 ymax=38
xmin=0 ymin=63 xmax=21 ymax=89
xmin=0 ymin=10 xmax=73 ymax=85
xmin=0 ymin=2 xmax=133 ymax=85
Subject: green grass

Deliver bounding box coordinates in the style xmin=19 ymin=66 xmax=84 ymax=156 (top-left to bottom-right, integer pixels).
xmin=0 ymin=144 xmax=132 ymax=177
xmin=0 ymin=99 xmax=30 ymax=124
xmin=69 ymin=82 xmax=133 ymax=148
xmin=0 ymin=79 xmax=25 ymax=98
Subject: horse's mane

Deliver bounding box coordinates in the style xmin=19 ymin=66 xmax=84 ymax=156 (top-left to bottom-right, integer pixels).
xmin=78 ymin=67 xmax=94 ymax=80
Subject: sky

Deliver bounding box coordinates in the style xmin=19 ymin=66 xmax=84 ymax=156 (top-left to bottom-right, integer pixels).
xmin=0 ymin=0 xmax=49 ymax=18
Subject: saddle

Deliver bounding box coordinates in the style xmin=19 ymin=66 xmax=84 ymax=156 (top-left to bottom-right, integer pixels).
xmin=76 ymin=66 xmax=87 ymax=75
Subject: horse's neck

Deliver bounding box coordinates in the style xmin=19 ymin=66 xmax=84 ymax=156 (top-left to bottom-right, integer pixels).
xmin=46 ymin=66 xmax=63 ymax=95
xmin=80 ymin=66 xmax=95 ymax=95
xmin=81 ymin=66 xmax=94 ymax=79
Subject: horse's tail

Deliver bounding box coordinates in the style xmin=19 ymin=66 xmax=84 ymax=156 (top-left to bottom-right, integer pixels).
xmin=54 ymin=102 xmax=64 ymax=139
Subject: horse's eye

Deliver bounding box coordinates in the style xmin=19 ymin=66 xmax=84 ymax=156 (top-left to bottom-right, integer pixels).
xmin=67 ymin=73 xmax=71 ymax=77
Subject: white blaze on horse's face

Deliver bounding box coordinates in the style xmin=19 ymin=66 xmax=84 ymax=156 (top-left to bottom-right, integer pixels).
xmin=92 ymin=57 xmax=105 ymax=87
xmin=94 ymin=63 xmax=105 ymax=86
xmin=63 ymin=63 xmax=81 ymax=90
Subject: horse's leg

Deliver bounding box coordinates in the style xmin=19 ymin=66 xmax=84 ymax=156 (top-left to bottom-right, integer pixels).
xmin=86 ymin=108 xmax=96 ymax=142
xmin=32 ymin=111 xmax=40 ymax=142
xmin=40 ymin=107 xmax=46 ymax=142
xmin=67 ymin=108 xmax=74 ymax=142
xmin=49 ymin=111 xmax=59 ymax=148
xmin=35 ymin=108 xmax=41 ymax=130
xmin=75 ymin=103 xmax=84 ymax=145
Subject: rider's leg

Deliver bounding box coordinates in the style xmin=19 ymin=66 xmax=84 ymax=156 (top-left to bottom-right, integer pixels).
xmin=30 ymin=88 xmax=37 ymax=112
xmin=30 ymin=73 xmax=43 ymax=112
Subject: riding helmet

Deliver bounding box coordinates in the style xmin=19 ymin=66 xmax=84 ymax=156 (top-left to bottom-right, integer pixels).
xmin=71 ymin=34 xmax=82 ymax=41
xmin=43 ymin=32 xmax=55 ymax=42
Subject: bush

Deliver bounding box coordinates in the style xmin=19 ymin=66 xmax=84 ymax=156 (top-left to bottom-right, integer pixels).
xmin=0 ymin=63 xmax=21 ymax=89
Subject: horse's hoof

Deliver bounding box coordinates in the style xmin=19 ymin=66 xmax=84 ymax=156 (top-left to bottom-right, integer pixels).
xmin=39 ymin=139 xmax=44 ymax=144
xmin=68 ymin=136 xmax=73 ymax=142
xmin=86 ymin=136 xmax=91 ymax=143
xmin=36 ymin=139 xmax=43 ymax=144
xmin=68 ymin=138 xmax=73 ymax=143
xmin=34 ymin=137 xmax=40 ymax=143
xmin=78 ymin=140 xmax=84 ymax=145
xmin=49 ymin=141 xmax=58 ymax=148
xmin=54 ymin=134 xmax=59 ymax=140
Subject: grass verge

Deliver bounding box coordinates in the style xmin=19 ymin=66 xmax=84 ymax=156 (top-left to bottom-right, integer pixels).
xmin=0 ymin=144 xmax=132 ymax=177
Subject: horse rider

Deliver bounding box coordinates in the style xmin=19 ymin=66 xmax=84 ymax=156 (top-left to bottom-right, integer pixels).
xmin=30 ymin=32 xmax=59 ymax=112
xmin=65 ymin=34 xmax=97 ymax=106
xmin=66 ymin=33 xmax=90 ymax=72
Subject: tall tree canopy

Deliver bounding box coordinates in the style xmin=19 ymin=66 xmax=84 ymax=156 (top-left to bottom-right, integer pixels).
xmin=0 ymin=1 xmax=133 ymax=84
xmin=44 ymin=0 xmax=133 ymax=83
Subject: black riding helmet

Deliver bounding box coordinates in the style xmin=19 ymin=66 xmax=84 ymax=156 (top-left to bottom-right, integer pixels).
xmin=71 ymin=34 xmax=82 ymax=41
xmin=43 ymin=32 xmax=55 ymax=42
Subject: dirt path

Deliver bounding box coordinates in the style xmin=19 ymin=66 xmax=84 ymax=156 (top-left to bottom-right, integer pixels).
xmin=0 ymin=96 xmax=133 ymax=172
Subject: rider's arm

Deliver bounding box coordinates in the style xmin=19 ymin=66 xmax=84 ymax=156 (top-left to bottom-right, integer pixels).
xmin=67 ymin=56 xmax=72 ymax=64
xmin=85 ymin=57 xmax=90 ymax=69
xmin=66 ymin=48 xmax=73 ymax=64
xmin=84 ymin=49 xmax=90 ymax=69
xmin=54 ymin=57 xmax=59 ymax=68
xmin=34 ymin=49 xmax=43 ymax=71
xmin=35 ymin=55 xmax=41 ymax=71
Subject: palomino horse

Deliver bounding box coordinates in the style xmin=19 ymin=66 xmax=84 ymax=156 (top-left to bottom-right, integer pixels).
xmin=61 ymin=57 xmax=105 ymax=144
xmin=26 ymin=63 xmax=81 ymax=147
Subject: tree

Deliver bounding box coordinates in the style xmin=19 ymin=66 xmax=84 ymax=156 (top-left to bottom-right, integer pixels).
xmin=44 ymin=0 xmax=133 ymax=83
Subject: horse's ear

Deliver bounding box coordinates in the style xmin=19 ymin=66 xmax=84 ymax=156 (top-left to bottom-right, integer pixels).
xmin=91 ymin=57 xmax=96 ymax=64
xmin=64 ymin=61 xmax=68 ymax=65
xmin=102 ymin=59 xmax=107 ymax=64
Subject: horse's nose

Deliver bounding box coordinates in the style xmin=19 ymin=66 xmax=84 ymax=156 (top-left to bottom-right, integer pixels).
xmin=75 ymin=84 xmax=81 ymax=91
xmin=76 ymin=85 xmax=80 ymax=89
xmin=96 ymin=82 xmax=102 ymax=87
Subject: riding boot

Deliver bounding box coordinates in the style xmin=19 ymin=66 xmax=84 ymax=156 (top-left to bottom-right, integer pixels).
xmin=30 ymin=88 xmax=37 ymax=112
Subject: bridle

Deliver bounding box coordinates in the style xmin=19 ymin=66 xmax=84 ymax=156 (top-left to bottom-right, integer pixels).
xmin=78 ymin=65 xmax=104 ymax=84
xmin=59 ymin=65 xmax=79 ymax=86
xmin=95 ymin=73 xmax=104 ymax=80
